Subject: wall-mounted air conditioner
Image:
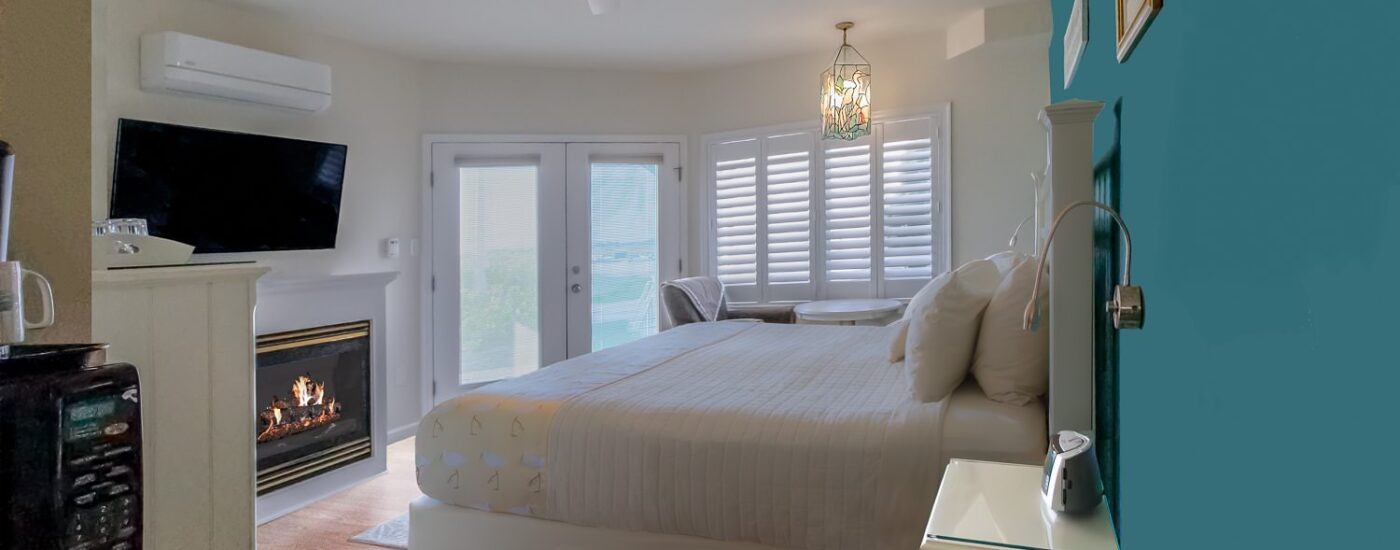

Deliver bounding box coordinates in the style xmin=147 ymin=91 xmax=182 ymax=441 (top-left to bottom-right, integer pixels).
xmin=140 ymin=32 xmax=332 ymax=113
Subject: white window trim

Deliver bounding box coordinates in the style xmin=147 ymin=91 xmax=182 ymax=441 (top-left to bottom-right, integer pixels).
xmin=702 ymin=105 xmax=952 ymax=304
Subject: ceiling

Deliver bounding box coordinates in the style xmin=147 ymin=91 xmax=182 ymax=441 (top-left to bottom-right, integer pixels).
xmin=221 ymin=0 xmax=1021 ymax=71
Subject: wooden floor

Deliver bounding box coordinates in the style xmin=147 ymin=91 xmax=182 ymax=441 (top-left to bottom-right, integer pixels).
xmin=257 ymin=437 xmax=421 ymax=549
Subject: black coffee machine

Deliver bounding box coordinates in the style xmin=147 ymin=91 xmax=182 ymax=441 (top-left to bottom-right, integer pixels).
xmin=0 ymin=345 xmax=143 ymax=550
xmin=0 ymin=143 xmax=144 ymax=549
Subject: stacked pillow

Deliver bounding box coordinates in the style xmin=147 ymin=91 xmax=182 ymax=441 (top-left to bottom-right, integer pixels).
xmin=971 ymin=256 xmax=1050 ymax=405
xmin=889 ymin=252 xmax=1049 ymax=405
xmin=897 ymin=258 xmax=1001 ymax=402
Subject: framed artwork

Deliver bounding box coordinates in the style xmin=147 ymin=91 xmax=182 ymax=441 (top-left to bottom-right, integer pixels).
xmin=1116 ymin=0 xmax=1162 ymax=62
xmin=1064 ymin=0 xmax=1087 ymax=88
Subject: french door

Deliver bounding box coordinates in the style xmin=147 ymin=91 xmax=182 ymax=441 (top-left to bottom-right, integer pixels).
xmin=430 ymin=141 xmax=681 ymax=402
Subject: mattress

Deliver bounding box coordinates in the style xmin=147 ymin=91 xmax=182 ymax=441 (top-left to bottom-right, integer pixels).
xmin=416 ymin=322 xmax=1044 ymax=550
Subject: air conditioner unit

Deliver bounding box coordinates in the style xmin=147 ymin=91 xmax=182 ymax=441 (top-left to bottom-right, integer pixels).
xmin=140 ymin=32 xmax=332 ymax=113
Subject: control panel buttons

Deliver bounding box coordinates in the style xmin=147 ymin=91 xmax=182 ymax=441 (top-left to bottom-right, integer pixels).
xmin=72 ymin=492 xmax=97 ymax=506
xmin=101 ymin=445 xmax=133 ymax=459
xmin=67 ymin=454 xmax=100 ymax=468
xmin=106 ymin=464 xmax=132 ymax=478
xmin=112 ymin=543 xmax=133 ymax=550
xmin=72 ymin=472 xmax=98 ymax=488
xmin=102 ymin=422 xmax=130 ymax=436
xmin=107 ymin=483 xmax=131 ymax=497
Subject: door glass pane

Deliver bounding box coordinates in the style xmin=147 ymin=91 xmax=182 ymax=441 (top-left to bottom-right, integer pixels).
xmin=590 ymin=162 xmax=659 ymax=351
xmin=458 ymin=165 xmax=539 ymax=384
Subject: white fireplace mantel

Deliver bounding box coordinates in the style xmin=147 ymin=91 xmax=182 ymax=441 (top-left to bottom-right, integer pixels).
xmin=94 ymin=263 xmax=269 ymax=550
xmin=255 ymin=271 xmax=398 ymax=523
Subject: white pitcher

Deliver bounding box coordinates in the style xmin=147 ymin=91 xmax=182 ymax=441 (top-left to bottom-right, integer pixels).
xmin=0 ymin=261 xmax=54 ymax=344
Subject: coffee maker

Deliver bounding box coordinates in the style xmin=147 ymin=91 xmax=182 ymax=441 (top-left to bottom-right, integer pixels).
xmin=0 ymin=140 xmax=56 ymax=348
xmin=0 ymin=139 xmax=145 ymax=549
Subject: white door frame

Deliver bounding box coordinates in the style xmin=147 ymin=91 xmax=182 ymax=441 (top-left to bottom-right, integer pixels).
xmin=419 ymin=134 xmax=688 ymax=414
xmin=564 ymin=143 xmax=683 ymax=357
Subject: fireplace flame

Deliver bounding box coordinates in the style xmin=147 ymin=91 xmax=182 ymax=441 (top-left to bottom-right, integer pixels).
xmin=258 ymin=373 xmax=343 ymax=443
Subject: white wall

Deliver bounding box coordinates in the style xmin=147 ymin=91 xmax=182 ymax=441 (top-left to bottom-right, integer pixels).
xmin=93 ymin=2 xmax=1048 ymax=437
xmin=681 ymin=30 xmax=1051 ymax=270
xmin=93 ymin=0 xmax=424 ymax=434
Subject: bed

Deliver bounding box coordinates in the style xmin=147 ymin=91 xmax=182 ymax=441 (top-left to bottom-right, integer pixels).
xmin=410 ymin=99 xmax=1104 ymax=550
xmin=413 ymin=322 xmax=1044 ymax=550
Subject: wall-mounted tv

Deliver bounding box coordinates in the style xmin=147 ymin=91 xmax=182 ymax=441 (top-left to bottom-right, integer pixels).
xmin=109 ymin=118 xmax=347 ymax=253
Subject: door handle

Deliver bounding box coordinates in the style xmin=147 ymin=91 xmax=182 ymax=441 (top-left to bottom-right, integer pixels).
xmin=571 ymin=283 xmax=582 ymax=294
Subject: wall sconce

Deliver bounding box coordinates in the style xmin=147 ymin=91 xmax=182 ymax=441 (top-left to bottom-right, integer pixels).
xmin=1023 ymin=200 xmax=1145 ymax=331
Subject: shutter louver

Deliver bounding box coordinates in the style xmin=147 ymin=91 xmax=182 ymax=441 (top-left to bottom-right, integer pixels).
xmin=880 ymin=117 xmax=939 ymax=296
xmin=712 ymin=139 xmax=760 ymax=303
xmin=823 ymin=136 xmax=875 ymax=297
xmin=763 ymin=132 xmax=816 ymax=301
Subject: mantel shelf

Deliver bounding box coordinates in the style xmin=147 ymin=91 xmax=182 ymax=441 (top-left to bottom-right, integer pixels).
xmin=257 ymin=271 xmax=399 ymax=295
xmin=93 ymin=263 xmax=270 ymax=285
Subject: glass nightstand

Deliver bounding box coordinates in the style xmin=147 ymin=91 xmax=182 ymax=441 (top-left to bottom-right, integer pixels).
xmin=922 ymin=459 xmax=1118 ymax=550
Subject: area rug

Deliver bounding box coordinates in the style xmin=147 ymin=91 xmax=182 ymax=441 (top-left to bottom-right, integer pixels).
xmin=349 ymin=513 xmax=409 ymax=549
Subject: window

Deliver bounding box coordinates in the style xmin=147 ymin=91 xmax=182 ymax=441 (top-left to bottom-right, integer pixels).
xmin=708 ymin=113 xmax=947 ymax=304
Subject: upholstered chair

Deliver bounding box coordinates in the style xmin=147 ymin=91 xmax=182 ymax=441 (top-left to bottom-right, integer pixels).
xmin=660 ymin=276 xmax=795 ymax=327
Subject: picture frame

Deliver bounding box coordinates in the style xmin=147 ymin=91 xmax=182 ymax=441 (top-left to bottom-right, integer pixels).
xmin=1064 ymin=0 xmax=1087 ymax=88
xmin=1116 ymin=0 xmax=1162 ymax=62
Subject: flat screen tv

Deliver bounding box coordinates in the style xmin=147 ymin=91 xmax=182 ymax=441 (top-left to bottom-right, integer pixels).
xmin=109 ymin=118 xmax=347 ymax=253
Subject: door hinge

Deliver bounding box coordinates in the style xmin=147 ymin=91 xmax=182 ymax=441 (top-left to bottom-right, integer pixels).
xmin=432 ymin=379 xmax=437 ymax=397
xmin=678 ymin=258 xmax=684 ymax=273
xmin=430 ymin=171 xmax=435 ymax=187
xmin=431 ymin=275 xmax=436 ymax=291
xmin=674 ymin=166 xmax=683 ymax=182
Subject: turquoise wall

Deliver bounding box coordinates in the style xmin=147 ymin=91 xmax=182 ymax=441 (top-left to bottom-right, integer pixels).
xmin=1049 ymin=1 xmax=1400 ymax=547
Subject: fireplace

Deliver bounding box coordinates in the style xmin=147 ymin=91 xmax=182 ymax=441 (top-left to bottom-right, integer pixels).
xmin=255 ymin=321 xmax=372 ymax=496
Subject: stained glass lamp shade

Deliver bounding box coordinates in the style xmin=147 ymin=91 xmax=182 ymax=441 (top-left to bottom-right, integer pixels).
xmin=821 ymin=22 xmax=872 ymax=141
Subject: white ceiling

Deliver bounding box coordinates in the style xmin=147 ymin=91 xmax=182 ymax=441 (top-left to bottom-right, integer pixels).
xmin=221 ymin=0 xmax=1021 ymax=71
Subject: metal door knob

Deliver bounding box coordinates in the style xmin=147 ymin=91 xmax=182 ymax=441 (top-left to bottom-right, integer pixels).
xmin=571 ymin=283 xmax=582 ymax=294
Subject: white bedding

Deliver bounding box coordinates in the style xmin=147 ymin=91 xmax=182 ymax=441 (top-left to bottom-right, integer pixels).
xmin=416 ymin=322 xmax=1041 ymax=550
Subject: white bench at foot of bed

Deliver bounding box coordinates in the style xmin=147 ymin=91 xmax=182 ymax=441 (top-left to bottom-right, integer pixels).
xmin=409 ymin=496 xmax=784 ymax=550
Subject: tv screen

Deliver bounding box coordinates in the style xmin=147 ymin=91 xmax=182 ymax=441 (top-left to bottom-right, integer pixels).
xmin=109 ymin=119 xmax=347 ymax=253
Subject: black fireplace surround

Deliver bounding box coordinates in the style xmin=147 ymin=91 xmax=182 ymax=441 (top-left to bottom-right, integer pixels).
xmin=254 ymin=321 xmax=372 ymax=495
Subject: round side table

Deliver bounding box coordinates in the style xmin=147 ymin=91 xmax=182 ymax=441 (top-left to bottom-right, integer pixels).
xmin=793 ymin=299 xmax=902 ymax=326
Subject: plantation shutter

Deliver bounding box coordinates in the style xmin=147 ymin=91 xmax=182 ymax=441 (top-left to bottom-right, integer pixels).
xmin=762 ymin=132 xmax=816 ymax=302
xmin=712 ymin=139 xmax=760 ymax=303
xmin=822 ymin=133 xmax=876 ymax=298
xmin=880 ymin=117 xmax=940 ymax=296
xmin=710 ymin=111 xmax=946 ymax=304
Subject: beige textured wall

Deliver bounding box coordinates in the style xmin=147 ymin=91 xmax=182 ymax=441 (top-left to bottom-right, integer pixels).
xmin=0 ymin=0 xmax=93 ymax=343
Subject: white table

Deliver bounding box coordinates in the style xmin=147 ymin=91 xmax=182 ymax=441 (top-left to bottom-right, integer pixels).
xmin=922 ymin=459 xmax=1118 ymax=549
xmin=793 ymin=298 xmax=902 ymax=326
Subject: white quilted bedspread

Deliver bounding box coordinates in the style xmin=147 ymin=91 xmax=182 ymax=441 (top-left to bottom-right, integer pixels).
xmin=416 ymin=322 xmax=946 ymax=550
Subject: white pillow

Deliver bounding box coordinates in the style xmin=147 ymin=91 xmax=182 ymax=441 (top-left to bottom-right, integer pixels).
xmin=887 ymin=318 xmax=909 ymax=362
xmin=903 ymin=259 xmax=1002 ymax=402
xmin=889 ymin=251 xmax=1021 ymax=362
xmin=985 ymin=250 xmax=1023 ymax=278
xmin=971 ymin=255 xmax=1050 ymax=405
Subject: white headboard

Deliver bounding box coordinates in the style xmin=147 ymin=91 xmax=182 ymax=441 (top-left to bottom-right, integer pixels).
xmin=1039 ymin=99 xmax=1105 ymax=437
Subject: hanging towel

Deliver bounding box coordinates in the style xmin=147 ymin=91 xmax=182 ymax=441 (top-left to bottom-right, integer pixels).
xmin=660 ymin=276 xmax=724 ymax=322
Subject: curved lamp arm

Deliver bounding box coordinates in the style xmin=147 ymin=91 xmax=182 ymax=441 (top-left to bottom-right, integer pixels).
xmin=1007 ymin=215 xmax=1034 ymax=249
xmin=1023 ymin=200 xmax=1144 ymax=331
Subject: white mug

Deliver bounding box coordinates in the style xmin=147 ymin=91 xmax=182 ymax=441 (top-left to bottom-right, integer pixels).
xmin=0 ymin=261 xmax=54 ymax=344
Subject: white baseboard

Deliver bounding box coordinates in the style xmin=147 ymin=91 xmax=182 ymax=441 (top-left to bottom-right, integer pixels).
xmin=389 ymin=422 xmax=418 ymax=443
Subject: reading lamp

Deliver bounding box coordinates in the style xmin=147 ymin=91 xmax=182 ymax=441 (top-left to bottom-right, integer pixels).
xmin=1023 ymin=200 xmax=1145 ymax=331
xmin=1008 ymin=215 xmax=1034 ymax=248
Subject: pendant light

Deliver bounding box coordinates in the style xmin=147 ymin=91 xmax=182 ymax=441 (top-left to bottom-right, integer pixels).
xmin=821 ymin=22 xmax=872 ymax=141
